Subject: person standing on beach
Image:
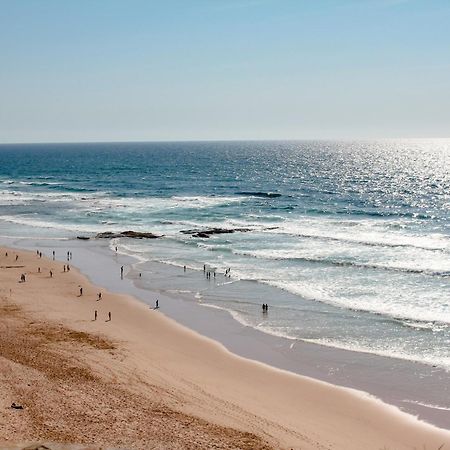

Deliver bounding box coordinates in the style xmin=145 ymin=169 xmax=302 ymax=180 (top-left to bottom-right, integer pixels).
xmin=120 ymin=266 xmax=124 ymax=279
xmin=97 ymin=292 xmax=102 ymax=301
xmin=15 ymin=255 xmax=18 ymax=261
xmin=108 ymin=311 xmax=111 ymax=321
xmin=156 ymin=299 xmax=159 ymax=309
xmin=79 ymin=287 xmax=83 ymax=296
xmin=52 ymin=251 xmax=55 ymax=260
xmin=37 ymin=267 xmax=40 ymax=273
xmin=63 ymin=265 xmax=66 ymax=272
xmin=67 ymin=251 xmax=70 ymax=261
xmin=94 ymin=310 xmax=97 ymax=321
xmin=67 ymin=264 xmax=70 ymax=271
xmin=49 ymin=270 xmax=53 ymax=278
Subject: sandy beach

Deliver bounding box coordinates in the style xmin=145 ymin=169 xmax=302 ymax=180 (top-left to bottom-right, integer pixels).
xmin=0 ymin=246 xmax=449 ymax=450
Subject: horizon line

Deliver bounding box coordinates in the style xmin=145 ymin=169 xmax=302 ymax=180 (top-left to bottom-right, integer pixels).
xmin=1 ymin=137 xmax=449 ymax=146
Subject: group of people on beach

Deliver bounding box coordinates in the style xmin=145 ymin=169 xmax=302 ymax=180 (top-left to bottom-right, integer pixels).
xmin=33 ymin=248 xmax=113 ymax=323
xmin=201 ymin=263 xmax=269 ymax=314
xmin=203 ymin=264 xmax=233 ymax=280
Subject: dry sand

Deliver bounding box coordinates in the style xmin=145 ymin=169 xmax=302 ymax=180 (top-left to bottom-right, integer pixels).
xmin=0 ymin=247 xmax=449 ymax=450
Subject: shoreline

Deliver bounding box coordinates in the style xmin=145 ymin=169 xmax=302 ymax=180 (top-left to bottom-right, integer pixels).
xmin=0 ymin=244 xmax=450 ymax=449
xmin=2 ymin=235 xmax=449 ymax=429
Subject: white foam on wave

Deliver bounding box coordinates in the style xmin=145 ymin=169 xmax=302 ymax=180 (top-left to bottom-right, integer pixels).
xmin=110 ymin=241 xmax=150 ymax=264
xmin=265 ymin=278 xmax=450 ymax=325
xmin=76 ymin=194 xmax=245 ymax=215
xmin=264 ymin=216 xmax=450 ymax=252
xmin=18 ymin=180 xmax=59 ymax=186
xmin=0 ymin=188 xmax=102 ymax=204
xmin=0 ymin=182 xmax=245 ymax=214
xmin=201 ymin=302 xmax=257 ymax=328
xmin=171 ymin=195 xmax=245 ymax=208
xmin=302 ymin=337 xmax=450 ymax=371
xmin=230 ymin=245 xmax=450 ymax=276
xmin=402 ymin=399 xmax=450 ymax=411
xmin=0 ymin=215 xmax=104 ymax=234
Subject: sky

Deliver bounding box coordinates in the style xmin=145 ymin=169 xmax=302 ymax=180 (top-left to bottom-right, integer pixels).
xmin=0 ymin=0 xmax=449 ymax=143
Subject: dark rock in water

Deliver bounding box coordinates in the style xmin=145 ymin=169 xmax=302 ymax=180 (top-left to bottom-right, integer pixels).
xmin=195 ymin=232 xmax=211 ymax=238
xmin=95 ymin=230 xmax=161 ymax=239
xmin=76 ymin=236 xmax=90 ymax=240
xmin=95 ymin=231 xmax=116 ymax=238
xmin=180 ymin=227 xmax=251 ymax=238
xmin=236 ymin=191 xmax=282 ymax=198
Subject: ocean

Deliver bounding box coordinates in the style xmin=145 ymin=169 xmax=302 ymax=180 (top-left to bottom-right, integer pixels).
xmin=0 ymin=139 xmax=449 ymax=370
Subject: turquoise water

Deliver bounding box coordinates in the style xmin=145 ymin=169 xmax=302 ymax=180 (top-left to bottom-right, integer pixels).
xmin=0 ymin=139 xmax=449 ymax=368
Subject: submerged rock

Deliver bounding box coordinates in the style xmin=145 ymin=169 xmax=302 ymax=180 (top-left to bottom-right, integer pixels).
xmin=95 ymin=230 xmax=161 ymax=239
xmin=180 ymin=227 xmax=251 ymax=238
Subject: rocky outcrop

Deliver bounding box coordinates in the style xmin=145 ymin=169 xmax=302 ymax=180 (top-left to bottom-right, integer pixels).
xmin=180 ymin=228 xmax=251 ymax=238
xmin=95 ymin=231 xmax=161 ymax=239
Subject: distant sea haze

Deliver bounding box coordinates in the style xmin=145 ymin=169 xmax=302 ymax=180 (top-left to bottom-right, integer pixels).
xmin=0 ymin=139 xmax=449 ymax=369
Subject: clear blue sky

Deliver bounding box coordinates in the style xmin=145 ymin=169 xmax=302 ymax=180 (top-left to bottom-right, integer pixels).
xmin=1 ymin=0 xmax=449 ymax=142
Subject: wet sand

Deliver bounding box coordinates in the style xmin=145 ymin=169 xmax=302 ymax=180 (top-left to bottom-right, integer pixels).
xmin=0 ymin=245 xmax=449 ymax=449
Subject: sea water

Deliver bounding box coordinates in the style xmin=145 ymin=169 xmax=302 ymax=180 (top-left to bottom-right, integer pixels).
xmin=0 ymin=140 xmax=449 ymax=369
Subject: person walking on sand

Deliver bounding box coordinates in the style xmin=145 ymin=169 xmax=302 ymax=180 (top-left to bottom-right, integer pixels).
xmin=37 ymin=267 xmax=40 ymax=273
xmin=155 ymin=299 xmax=159 ymax=309
xmin=63 ymin=265 xmax=66 ymax=272
xmin=108 ymin=311 xmax=111 ymax=321
xmin=120 ymin=266 xmax=124 ymax=279
xmin=94 ymin=310 xmax=97 ymax=321
xmin=79 ymin=287 xmax=83 ymax=296
xmin=67 ymin=264 xmax=70 ymax=271
xmin=49 ymin=270 xmax=53 ymax=278
xmin=97 ymin=292 xmax=102 ymax=301
xmin=15 ymin=255 xmax=18 ymax=261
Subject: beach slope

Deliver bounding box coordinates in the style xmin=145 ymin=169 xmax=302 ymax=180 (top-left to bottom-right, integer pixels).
xmin=0 ymin=247 xmax=449 ymax=450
